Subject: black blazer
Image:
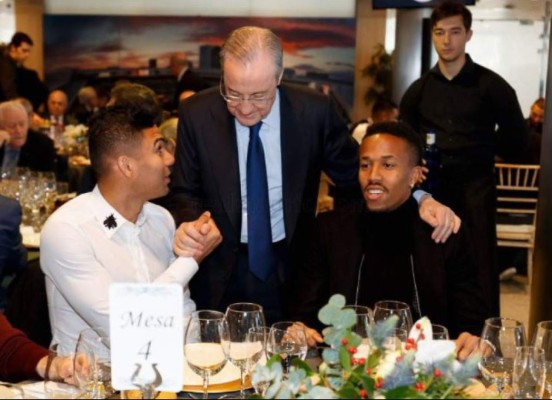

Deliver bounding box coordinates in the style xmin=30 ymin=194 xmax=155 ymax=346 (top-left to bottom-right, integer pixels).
xmin=172 ymin=69 xmax=210 ymax=110
xmin=0 ymin=195 xmax=27 ymax=277
xmin=167 ymin=84 xmax=359 ymax=311
xmin=291 ymin=200 xmax=490 ymax=338
xmin=0 ymin=130 xmax=56 ymax=173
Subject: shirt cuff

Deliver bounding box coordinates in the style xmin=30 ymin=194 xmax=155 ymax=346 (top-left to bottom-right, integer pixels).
xmin=412 ymin=189 xmax=432 ymax=204
xmin=155 ymin=257 xmax=199 ymax=286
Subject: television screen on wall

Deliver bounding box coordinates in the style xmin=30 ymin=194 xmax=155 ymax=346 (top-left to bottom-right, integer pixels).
xmin=373 ymin=0 xmax=476 ymax=9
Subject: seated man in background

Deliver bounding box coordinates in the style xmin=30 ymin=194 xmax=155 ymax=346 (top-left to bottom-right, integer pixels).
xmin=0 ymin=194 xmax=27 ymax=311
xmin=0 ymin=100 xmax=56 ymax=174
xmin=351 ymin=98 xmax=399 ymax=144
xmin=72 ymin=86 xmax=99 ymax=125
xmin=292 ymin=121 xmax=488 ymax=360
xmin=524 ymin=97 xmax=544 ymax=164
xmin=40 ymin=105 xmax=221 ymax=345
xmin=0 ymin=312 xmax=73 ymax=383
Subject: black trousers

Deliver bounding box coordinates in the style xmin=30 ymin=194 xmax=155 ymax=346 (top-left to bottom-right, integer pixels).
xmin=436 ymin=167 xmax=499 ymax=316
xmin=219 ymin=240 xmax=289 ymax=325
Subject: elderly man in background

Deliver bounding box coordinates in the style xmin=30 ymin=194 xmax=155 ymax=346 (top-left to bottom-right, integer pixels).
xmin=168 ymin=26 xmax=460 ymax=324
xmin=0 ymin=100 xmax=56 ymax=174
xmin=72 ymin=86 xmax=99 ymax=125
xmin=43 ymin=90 xmax=77 ymax=133
xmin=40 ymin=105 xmax=221 ymax=345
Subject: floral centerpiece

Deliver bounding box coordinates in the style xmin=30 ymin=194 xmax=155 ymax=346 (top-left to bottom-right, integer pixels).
xmin=252 ymin=295 xmax=482 ymax=399
xmin=62 ymin=124 xmax=89 ymax=157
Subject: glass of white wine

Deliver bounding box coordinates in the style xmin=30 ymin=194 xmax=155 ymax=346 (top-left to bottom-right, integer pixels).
xmin=184 ymin=310 xmax=228 ymax=399
xmin=478 ymin=317 xmax=526 ymax=396
xmin=267 ymin=322 xmax=308 ymax=376
xmin=222 ymin=303 xmax=265 ymax=399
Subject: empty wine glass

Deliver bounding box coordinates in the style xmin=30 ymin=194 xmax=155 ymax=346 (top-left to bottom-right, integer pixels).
xmin=512 ymin=346 xmax=546 ymax=399
xmin=432 ymin=324 xmax=450 ymax=340
xmin=222 ymin=303 xmax=265 ymax=399
xmin=373 ymin=300 xmax=413 ymax=332
xmin=247 ymin=327 xmax=271 ymax=396
xmin=478 ymin=317 xmax=526 ymax=396
xmin=74 ymin=327 xmax=112 ymax=399
xmin=533 ymin=320 xmax=552 ymax=396
xmin=267 ymin=322 xmax=308 ymax=376
xmin=184 ymin=310 xmax=228 ymax=399
xmin=344 ymin=305 xmax=373 ymax=359
xmin=44 ymin=342 xmax=82 ymax=399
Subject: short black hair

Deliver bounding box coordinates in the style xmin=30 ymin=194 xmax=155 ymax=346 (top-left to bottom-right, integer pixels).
xmin=88 ymin=105 xmax=158 ymax=177
xmin=372 ymin=98 xmax=398 ymax=117
xmin=363 ymin=121 xmax=423 ymax=166
xmin=109 ymin=83 xmax=162 ymax=125
xmin=431 ymin=0 xmax=472 ymax=31
xmin=10 ymin=32 xmax=33 ymax=48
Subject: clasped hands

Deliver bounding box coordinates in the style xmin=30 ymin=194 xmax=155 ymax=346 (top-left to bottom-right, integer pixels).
xmin=173 ymin=211 xmax=223 ymax=262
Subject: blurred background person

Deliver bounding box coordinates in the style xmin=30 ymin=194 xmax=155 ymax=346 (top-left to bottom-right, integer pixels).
xmin=0 ymin=32 xmax=33 ymax=102
xmin=524 ymin=97 xmax=544 ymax=164
xmin=43 ymin=90 xmax=77 ymax=131
xmin=351 ymin=98 xmax=399 ymax=143
xmin=169 ymin=52 xmax=209 ymax=111
xmin=72 ymin=86 xmax=100 ymax=125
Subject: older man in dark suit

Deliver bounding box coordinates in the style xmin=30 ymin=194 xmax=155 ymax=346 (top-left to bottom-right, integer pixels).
xmin=168 ymin=26 xmax=460 ymax=323
xmin=0 ymin=100 xmax=56 ymax=174
xmin=0 ymin=195 xmax=27 ymax=310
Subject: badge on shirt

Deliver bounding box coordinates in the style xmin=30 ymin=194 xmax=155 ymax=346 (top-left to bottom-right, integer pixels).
xmin=103 ymin=214 xmax=117 ymax=229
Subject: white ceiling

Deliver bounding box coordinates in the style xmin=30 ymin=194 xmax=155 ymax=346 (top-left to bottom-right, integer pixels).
xmin=472 ymin=0 xmax=548 ymax=21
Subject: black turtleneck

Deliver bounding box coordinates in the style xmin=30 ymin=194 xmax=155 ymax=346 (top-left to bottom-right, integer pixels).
xmin=357 ymin=197 xmax=417 ymax=312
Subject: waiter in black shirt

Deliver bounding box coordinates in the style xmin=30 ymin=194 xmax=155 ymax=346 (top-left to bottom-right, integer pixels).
xmin=400 ymin=0 xmax=528 ymax=315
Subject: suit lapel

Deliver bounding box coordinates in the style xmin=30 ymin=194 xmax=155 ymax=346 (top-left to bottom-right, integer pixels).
xmin=280 ymin=87 xmax=309 ymax=243
xmin=207 ymin=104 xmax=242 ymax=237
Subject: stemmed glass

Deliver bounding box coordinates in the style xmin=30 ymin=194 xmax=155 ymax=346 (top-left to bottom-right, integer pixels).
xmin=432 ymin=324 xmax=450 ymax=340
xmin=267 ymin=322 xmax=308 ymax=376
xmin=184 ymin=310 xmax=228 ymax=400
xmin=222 ymin=303 xmax=265 ymax=399
xmin=512 ymin=346 xmax=546 ymax=399
xmin=532 ymin=320 xmax=552 ymax=396
xmin=373 ymin=300 xmax=413 ymax=332
xmin=247 ymin=327 xmax=271 ymax=396
xmin=74 ymin=327 xmax=112 ymax=399
xmin=478 ymin=317 xmax=526 ymax=396
xmin=344 ymin=305 xmax=373 ymax=359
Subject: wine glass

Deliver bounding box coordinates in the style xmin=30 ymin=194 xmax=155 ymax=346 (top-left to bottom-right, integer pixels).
xmin=512 ymin=346 xmax=546 ymax=399
xmin=344 ymin=305 xmax=373 ymax=359
xmin=74 ymin=327 xmax=112 ymax=399
xmin=222 ymin=303 xmax=265 ymax=399
xmin=432 ymin=324 xmax=450 ymax=340
xmin=383 ymin=328 xmax=408 ymax=352
xmin=532 ymin=320 xmax=552 ymax=396
xmin=478 ymin=317 xmax=526 ymax=396
xmin=247 ymin=327 xmax=271 ymax=396
xmin=267 ymin=322 xmax=308 ymax=376
xmin=184 ymin=310 xmax=228 ymax=399
xmin=373 ymin=300 xmax=413 ymax=332
xmin=44 ymin=342 xmax=82 ymax=399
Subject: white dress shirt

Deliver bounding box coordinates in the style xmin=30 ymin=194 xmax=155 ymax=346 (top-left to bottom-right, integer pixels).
xmin=40 ymin=186 xmax=198 ymax=345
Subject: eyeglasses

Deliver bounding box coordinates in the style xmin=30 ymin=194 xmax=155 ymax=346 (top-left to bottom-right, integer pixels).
xmin=219 ymin=78 xmax=275 ymax=107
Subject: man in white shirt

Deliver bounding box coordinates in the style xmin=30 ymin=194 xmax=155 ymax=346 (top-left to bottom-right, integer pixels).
xmin=40 ymin=105 xmax=221 ymax=345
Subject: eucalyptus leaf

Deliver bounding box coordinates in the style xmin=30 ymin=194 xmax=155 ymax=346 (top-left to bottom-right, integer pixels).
xmin=322 ymin=348 xmax=339 ymax=365
xmin=328 ymin=294 xmax=346 ymax=308
xmin=333 ymin=308 xmax=357 ymax=330
xmin=305 ymin=386 xmax=340 ymax=399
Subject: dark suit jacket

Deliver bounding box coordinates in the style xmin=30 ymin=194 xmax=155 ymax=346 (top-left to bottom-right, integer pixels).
xmin=291 ymin=199 xmax=490 ymax=338
xmin=16 ymin=67 xmax=49 ymax=111
xmin=167 ymin=84 xmax=359 ymax=311
xmin=0 ymin=196 xmax=27 ymax=276
xmin=0 ymin=53 xmax=17 ymax=102
xmin=0 ymin=130 xmax=56 ymax=172
xmin=172 ymin=68 xmax=210 ymax=110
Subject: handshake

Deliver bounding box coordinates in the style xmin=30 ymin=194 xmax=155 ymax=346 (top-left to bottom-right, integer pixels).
xmin=173 ymin=211 xmax=223 ymax=263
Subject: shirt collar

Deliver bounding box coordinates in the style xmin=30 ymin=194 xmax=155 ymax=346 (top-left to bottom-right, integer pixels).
xmin=90 ymin=186 xmax=147 ymax=238
xmin=430 ymin=53 xmax=475 ymax=80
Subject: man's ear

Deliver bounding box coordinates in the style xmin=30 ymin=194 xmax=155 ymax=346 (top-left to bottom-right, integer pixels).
xmin=116 ymin=155 xmax=135 ymax=178
xmin=410 ymin=165 xmax=423 ymax=188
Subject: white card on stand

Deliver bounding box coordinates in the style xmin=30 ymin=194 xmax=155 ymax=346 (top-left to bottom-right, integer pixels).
xmin=110 ymin=283 xmax=184 ymax=392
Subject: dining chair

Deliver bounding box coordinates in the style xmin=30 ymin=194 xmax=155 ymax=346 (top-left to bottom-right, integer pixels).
xmin=495 ymin=163 xmax=540 ymax=285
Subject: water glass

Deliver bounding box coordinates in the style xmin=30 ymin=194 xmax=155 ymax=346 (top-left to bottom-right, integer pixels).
xmin=247 ymin=327 xmax=271 ymax=396
xmin=512 ymin=346 xmax=546 ymax=399
xmin=344 ymin=305 xmax=373 ymax=359
xmin=373 ymin=300 xmax=413 ymax=332
xmin=478 ymin=317 xmax=526 ymax=395
xmin=267 ymin=322 xmax=308 ymax=376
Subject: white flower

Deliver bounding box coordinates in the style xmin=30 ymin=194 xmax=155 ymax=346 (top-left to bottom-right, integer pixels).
xmin=414 ymin=340 xmax=456 ymax=365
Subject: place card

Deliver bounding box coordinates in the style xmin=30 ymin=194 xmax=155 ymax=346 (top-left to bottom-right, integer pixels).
xmin=110 ymin=283 xmax=184 ymax=392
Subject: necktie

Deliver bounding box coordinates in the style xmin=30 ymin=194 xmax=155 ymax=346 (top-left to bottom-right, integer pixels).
xmin=246 ymin=121 xmax=274 ymax=281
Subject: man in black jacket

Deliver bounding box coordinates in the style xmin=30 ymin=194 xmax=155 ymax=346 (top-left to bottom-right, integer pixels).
xmin=292 ymin=121 xmax=488 ymax=359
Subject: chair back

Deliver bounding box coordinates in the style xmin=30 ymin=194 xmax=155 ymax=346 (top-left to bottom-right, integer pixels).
xmin=495 ymin=163 xmax=540 ymax=217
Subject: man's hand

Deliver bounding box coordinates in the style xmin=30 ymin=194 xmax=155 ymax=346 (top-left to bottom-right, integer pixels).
xmin=293 ymin=322 xmax=323 ymax=348
xmin=418 ymin=195 xmax=461 ymax=243
xmin=0 ymin=129 xmax=9 ymax=147
xmin=455 ymin=332 xmax=481 ymax=361
xmin=173 ymin=211 xmax=222 ymax=263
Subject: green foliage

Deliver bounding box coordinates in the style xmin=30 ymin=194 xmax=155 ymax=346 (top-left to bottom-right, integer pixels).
xmin=251 ymin=294 xmax=481 ymax=399
xmin=362 ymin=43 xmax=394 ymax=105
